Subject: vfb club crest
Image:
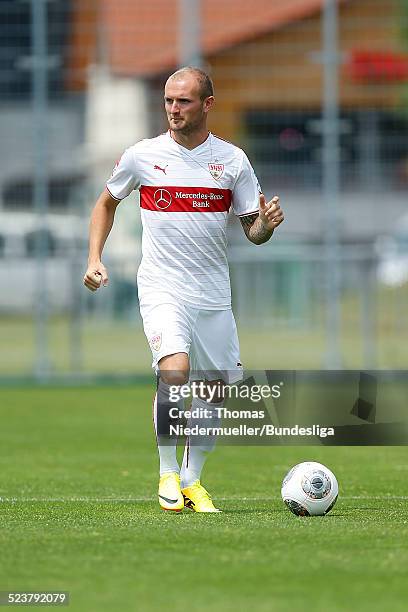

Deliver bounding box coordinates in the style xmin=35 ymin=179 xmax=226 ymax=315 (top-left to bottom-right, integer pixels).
xmin=208 ymin=163 xmax=224 ymax=180
xmin=149 ymin=332 xmax=162 ymax=352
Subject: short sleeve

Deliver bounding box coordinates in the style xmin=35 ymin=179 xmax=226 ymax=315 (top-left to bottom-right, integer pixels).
xmin=232 ymin=152 xmax=262 ymax=217
xmin=106 ymin=147 xmax=140 ymax=201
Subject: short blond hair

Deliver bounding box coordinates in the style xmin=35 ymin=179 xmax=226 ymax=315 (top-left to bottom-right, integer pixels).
xmin=168 ymin=66 xmax=214 ymax=100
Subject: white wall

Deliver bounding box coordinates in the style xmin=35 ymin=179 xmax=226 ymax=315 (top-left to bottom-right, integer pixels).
xmin=83 ymin=66 xmax=150 ymax=263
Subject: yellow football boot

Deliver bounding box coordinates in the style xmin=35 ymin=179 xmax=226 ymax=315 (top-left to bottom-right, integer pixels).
xmin=181 ymin=481 xmax=221 ymax=513
xmin=158 ymin=472 xmax=184 ymax=512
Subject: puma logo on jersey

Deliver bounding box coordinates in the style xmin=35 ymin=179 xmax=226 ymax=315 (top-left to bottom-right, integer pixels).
xmin=154 ymin=164 xmax=168 ymax=174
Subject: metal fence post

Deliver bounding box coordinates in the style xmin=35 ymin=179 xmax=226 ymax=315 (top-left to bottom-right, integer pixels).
xmin=31 ymin=0 xmax=50 ymax=381
xmin=179 ymin=0 xmax=202 ymax=67
xmin=322 ymin=0 xmax=342 ymax=368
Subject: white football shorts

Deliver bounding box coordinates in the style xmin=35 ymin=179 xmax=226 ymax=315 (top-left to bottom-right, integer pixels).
xmin=140 ymin=297 xmax=243 ymax=384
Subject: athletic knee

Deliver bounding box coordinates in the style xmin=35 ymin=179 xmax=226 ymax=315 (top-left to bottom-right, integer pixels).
xmin=159 ymin=353 xmax=189 ymax=386
xmin=159 ymin=370 xmax=189 ymax=387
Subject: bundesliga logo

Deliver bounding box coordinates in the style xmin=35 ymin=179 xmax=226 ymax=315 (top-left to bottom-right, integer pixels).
xmin=208 ymin=163 xmax=224 ymax=180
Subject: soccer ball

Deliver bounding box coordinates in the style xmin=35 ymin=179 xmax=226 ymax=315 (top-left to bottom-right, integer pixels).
xmin=281 ymin=461 xmax=338 ymax=516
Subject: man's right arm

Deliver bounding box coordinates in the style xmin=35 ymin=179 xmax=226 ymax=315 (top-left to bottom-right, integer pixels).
xmin=83 ymin=188 xmax=121 ymax=292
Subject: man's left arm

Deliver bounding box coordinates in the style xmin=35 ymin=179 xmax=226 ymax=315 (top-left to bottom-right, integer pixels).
xmin=240 ymin=194 xmax=284 ymax=245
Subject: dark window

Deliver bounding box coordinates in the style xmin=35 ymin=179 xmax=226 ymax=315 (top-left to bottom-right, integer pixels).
xmin=3 ymin=174 xmax=85 ymax=210
xmin=244 ymin=109 xmax=408 ymax=190
xmin=0 ymin=0 xmax=31 ymax=99
xmin=25 ymin=229 xmax=56 ymax=257
xmin=0 ymin=0 xmax=73 ymax=100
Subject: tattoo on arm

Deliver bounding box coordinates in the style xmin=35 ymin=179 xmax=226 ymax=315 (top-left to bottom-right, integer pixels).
xmin=239 ymin=213 xmax=274 ymax=245
xmin=240 ymin=213 xmax=258 ymax=239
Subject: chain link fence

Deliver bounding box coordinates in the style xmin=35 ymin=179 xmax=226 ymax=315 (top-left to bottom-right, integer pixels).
xmin=1 ymin=0 xmax=408 ymax=381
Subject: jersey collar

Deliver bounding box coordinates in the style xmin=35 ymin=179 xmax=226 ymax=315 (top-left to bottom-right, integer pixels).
xmin=167 ymin=130 xmax=211 ymax=154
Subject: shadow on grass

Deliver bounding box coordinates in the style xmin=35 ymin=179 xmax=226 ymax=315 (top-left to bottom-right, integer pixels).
xmin=320 ymin=507 xmax=386 ymax=518
xmin=221 ymin=508 xmax=287 ymax=515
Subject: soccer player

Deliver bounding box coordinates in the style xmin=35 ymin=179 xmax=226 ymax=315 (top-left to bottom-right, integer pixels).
xmin=83 ymin=67 xmax=284 ymax=513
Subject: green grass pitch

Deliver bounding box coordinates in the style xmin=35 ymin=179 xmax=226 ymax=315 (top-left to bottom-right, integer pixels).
xmin=1 ymin=385 xmax=408 ymax=611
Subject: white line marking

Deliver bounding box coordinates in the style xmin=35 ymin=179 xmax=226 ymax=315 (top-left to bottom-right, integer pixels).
xmin=1 ymin=495 xmax=408 ymax=503
xmin=0 ymin=497 xmax=155 ymax=503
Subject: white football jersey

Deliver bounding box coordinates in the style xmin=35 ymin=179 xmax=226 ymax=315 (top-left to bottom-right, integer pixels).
xmin=106 ymin=131 xmax=261 ymax=309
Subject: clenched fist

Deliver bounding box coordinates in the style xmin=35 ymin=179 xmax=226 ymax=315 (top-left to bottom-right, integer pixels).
xmin=83 ymin=262 xmax=108 ymax=292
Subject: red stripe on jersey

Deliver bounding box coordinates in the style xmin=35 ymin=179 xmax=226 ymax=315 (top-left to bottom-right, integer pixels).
xmin=140 ymin=185 xmax=231 ymax=213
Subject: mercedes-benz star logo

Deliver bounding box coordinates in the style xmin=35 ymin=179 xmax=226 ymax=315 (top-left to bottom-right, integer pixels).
xmin=154 ymin=188 xmax=172 ymax=210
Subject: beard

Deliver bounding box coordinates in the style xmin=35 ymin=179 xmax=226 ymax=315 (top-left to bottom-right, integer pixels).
xmin=169 ymin=114 xmax=204 ymax=135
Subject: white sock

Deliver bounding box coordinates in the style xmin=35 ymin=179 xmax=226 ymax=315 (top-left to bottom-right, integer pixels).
xmin=180 ymin=396 xmax=222 ymax=488
xmin=153 ymin=378 xmax=184 ymax=476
